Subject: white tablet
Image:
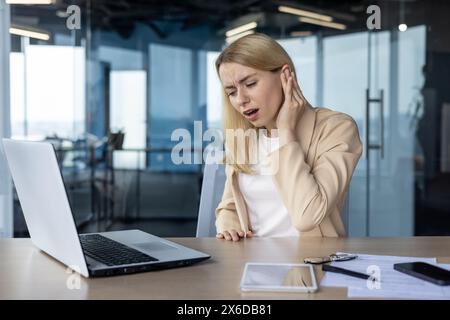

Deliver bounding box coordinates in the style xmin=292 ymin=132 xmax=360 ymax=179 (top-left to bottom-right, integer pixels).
xmin=240 ymin=262 xmax=318 ymax=293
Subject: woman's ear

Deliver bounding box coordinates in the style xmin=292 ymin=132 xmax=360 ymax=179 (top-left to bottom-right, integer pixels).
xmin=280 ymin=64 xmax=291 ymax=77
xmin=279 ymin=64 xmax=291 ymax=99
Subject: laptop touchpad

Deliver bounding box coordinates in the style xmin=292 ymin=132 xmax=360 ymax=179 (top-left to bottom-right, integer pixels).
xmin=133 ymin=241 xmax=178 ymax=252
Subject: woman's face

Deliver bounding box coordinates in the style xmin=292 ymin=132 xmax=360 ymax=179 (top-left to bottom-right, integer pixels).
xmin=219 ymin=62 xmax=283 ymax=129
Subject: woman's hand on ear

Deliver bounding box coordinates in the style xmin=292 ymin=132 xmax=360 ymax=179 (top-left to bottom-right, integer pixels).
xmin=216 ymin=230 xmax=253 ymax=241
xmin=276 ymin=68 xmax=308 ymax=144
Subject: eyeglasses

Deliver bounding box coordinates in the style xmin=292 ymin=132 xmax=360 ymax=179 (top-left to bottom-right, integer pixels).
xmin=303 ymin=253 xmax=358 ymax=265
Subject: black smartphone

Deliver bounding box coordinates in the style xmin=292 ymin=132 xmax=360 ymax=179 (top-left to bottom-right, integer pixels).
xmin=394 ymin=262 xmax=450 ymax=286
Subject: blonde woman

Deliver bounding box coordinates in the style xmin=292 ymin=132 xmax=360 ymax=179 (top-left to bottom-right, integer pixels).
xmin=215 ymin=33 xmax=362 ymax=241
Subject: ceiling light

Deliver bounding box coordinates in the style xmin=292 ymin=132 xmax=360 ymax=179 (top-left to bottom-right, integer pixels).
xmin=6 ymin=0 xmax=54 ymax=4
xmin=225 ymin=30 xmax=255 ymax=45
xmin=9 ymin=26 xmax=50 ymax=40
xmin=278 ymin=5 xmax=333 ymax=22
xmin=56 ymin=10 xmax=69 ymax=18
xmin=299 ymin=17 xmax=346 ymax=30
xmin=398 ymin=24 xmax=408 ymax=32
xmin=225 ymin=21 xmax=257 ymax=38
xmin=290 ymin=31 xmax=313 ymax=37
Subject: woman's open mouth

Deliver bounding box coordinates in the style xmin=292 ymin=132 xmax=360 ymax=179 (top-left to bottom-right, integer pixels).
xmin=243 ymin=108 xmax=259 ymax=121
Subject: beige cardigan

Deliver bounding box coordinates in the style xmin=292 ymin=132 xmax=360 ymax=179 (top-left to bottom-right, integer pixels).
xmin=215 ymin=104 xmax=363 ymax=237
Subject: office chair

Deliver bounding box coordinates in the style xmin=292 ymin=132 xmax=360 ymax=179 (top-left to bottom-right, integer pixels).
xmin=196 ymin=153 xmax=226 ymax=237
xmin=196 ymin=154 xmax=351 ymax=237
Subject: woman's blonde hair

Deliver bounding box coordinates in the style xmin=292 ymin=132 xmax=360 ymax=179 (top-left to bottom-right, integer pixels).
xmin=215 ymin=33 xmax=296 ymax=173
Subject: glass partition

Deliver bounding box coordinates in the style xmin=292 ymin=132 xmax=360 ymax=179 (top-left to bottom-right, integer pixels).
xmin=3 ymin=0 xmax=450 ymax=237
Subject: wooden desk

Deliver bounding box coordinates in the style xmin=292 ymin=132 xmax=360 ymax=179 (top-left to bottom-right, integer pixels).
xmin=1 ymin=237 xmax=450 ymax=299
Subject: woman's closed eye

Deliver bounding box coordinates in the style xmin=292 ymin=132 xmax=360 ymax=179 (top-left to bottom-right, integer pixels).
xmin=226 ymin=82 xmax=257 ymax=96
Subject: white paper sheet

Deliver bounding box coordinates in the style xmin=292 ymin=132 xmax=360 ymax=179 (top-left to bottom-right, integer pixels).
xmin=320 ymin=252 xmax=450 ymax=299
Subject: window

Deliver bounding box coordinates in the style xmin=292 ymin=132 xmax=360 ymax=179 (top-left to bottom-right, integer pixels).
xmin=110 ymin=70 xmax=147 ymax=169
xmin=10 ymin=45 xmax=85 ymax=140
xmin=278 ymin=37 xmax=318 ymax=107
xmin=206 ymin=51 xmax=223 ymax=129
xmin=149 ymin=43 xmax=198 ymax=172
xmin=10 ymin=52 xmax=25 ymax=138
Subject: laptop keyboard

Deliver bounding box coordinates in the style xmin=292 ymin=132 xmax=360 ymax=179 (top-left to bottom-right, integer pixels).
xmin=79 ymin=234 xmax=158 ymax=266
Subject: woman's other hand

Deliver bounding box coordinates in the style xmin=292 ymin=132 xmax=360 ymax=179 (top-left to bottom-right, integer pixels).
xmin=216 ymin=230 xmax=253 ymax=241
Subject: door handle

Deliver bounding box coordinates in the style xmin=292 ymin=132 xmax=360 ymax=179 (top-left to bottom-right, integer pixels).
xmin=365 ymin=89 xmax=385 ymax=159
xmin=380 ymin=89 xmax=384 ymax=159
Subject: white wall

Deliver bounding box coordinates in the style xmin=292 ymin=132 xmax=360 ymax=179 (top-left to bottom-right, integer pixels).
xmin=0 ymin=0 xmax=13 ymax=237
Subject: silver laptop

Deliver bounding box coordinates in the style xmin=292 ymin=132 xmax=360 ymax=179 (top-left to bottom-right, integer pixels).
xmin=2 ymin=139 xmax=210 ymax=277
